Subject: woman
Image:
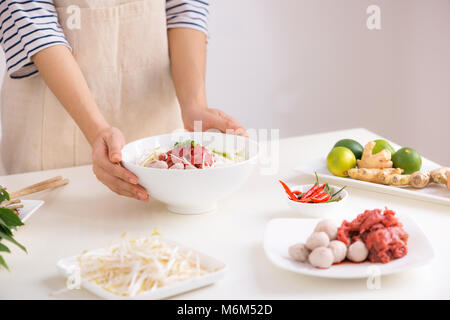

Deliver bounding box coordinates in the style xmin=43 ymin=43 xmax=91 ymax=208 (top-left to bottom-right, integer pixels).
xmin=0 ymin=0 xmax=245 ymax=201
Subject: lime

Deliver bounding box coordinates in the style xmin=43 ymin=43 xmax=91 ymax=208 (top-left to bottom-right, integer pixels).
xmin=392 ymin=147 xmax=422 ymax=174
xmin=327 ymin=147 xmax=357 ymax=177
xmin=372 ymin=139 xmax=396 ymax=156
xmin=333 ymin=139 xmax=364 ymax=160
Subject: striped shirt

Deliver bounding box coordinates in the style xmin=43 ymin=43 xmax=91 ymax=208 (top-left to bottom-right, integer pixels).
xmin=0 ymin=0 xmax=209 ymax=79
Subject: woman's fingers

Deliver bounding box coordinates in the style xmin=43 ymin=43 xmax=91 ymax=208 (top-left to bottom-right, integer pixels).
xmin=93 ymin=140 xmax=139 ymax=185
xmin=104 ymin=127 xmax=125 ymax=163
xmin=91 ymin=126 xmax=148 ymax=201
xmin=209 ymin=109 xmax=248 ymax=136
xmin=447 ymin=171 xmax=450 ymax=190
xmin=181 ymin=107 xmax=248 ymax=136
xmin=234 ymin=127 xmax=249 ymax=137
xmin=93 ymin=165 xmax=148 ymax=201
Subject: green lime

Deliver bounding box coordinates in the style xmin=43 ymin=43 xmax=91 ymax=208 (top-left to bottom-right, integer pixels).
xmin=392 ymin=147 xmax=422 ymax=174
xmin=333 ymin=139 xmax=364 ymax=160
xmin=327 ymin=147 xmax=357 ymax=177
xmin=372 ymin=139 xmax=396 ymax=156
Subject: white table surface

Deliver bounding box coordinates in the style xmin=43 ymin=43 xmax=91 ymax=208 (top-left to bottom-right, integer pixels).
xmin=1 ymin=128 xmax=449 ymax=300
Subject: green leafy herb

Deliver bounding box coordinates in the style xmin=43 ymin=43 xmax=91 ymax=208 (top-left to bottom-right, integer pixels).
xmin=0 ymin=230 xmax=26 ymax=253
xmin=212 ymin=149 xmax=245 ymax=161
xmin=0 ymin=223 xmax=13 ymax=236
xmin=0 ymin=208 xmax=24 ymax=227
xmin=0 ymin=243 xmax=10 ymax=253
xmin=174 ymin=140 xmax=197 ymax=148
xmin=0 ymin=255 xmax=8 ymax=270
xmin=0 ymin=188 xmax=27 ymax=270
xmin=212 ymin=149 xmax=230 ymax=159
xmin=0 ymin=188 xmax=10 ymax=203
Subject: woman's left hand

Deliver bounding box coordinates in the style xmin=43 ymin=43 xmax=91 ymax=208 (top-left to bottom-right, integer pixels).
xmin=182 ymin=106 xmax=247 ymax=136
xmin=168 ymin=29 xmax=246 ymax=136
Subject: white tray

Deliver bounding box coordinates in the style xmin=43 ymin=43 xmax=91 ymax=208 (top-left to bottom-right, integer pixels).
xmin=57 ymin=239 xmax=227 ymax=300
xmin=18 ymin=200 xmax=45 ymax=223
xmin=295 ymin=141 xmax=450 ymax=206
xmin=264 ymin=215 xmax=434 ymax=279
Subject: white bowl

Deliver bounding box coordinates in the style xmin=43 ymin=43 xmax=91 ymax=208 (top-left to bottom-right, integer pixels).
xmin=285 ymin=184 xmax=348 ymax=218
xmin=122 ymin=132 xmax=258 ymax=214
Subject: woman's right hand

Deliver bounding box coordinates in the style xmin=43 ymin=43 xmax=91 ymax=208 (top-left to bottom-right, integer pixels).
xmin=447 ymin=171 xmax=450 ymax=190
xmin=91 ymin=127 xmax=149 ymax=201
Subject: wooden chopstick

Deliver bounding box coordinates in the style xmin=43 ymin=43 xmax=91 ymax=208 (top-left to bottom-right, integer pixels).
xmin=4 ymin=204 xmax=24 ymax=210
xmin=16 ymin=176 xmax=63 ymax=190
xmin=10 ymin=176 xmax=69 ymax=199
xmin=1 ymin=199 xmax=21 ymax=206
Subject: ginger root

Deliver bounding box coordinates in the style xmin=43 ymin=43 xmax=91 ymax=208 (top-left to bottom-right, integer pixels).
xmin=357 ymin=141 xmax=393 ymax=169
xmin=389 ymin=171 xmax=430 ymax=188
xmin=348 ymin=168 xmax=432 ymax=188
xmin=409 ymin=171 xmax=431 ymax=188
xmin=349 ymin=167 xmax=449 ymax=189
xmin=348 ymin=168 xmax=402 ymax=185
xmin=430 ymin=167 xmax=449 ymax=184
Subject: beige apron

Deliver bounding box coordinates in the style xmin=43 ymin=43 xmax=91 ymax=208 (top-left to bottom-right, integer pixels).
xmin=1 ymin=0 xmax=183 ymax=174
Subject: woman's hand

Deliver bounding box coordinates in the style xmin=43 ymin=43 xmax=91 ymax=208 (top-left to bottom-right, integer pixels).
xmin=32 ymin=46 xmax=148 ymax=200
xmin=447 ymin=171 xmax=450 ymax=190
xmin=182 ymin=106 xmax=247 ymax=136
xmin=91 ymin=127 xmax=149 ymax=201
xmin=167 ymin=29 xmax=247 ymax=136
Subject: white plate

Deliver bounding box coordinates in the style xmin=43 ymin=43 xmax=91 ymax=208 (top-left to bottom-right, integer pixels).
xmin=57 ymin=239 xmax=227 ymax=300
xmin=294 ymin=140 xmax=450 ymax=206
xmin=263 ymin=215 xmax=434 ymax=279
xmin=17 ymin=200 xmax=45 ymax=223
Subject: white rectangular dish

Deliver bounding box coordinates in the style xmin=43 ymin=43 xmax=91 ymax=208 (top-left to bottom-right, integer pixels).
xmin=57 ymin=239 xmax=227 ymax=300
xmin=18 ymin=200 xmax=45 ymax=223
xmin=295 ymin=140 xmax=450 ymax=206
xmin=263 ymin=216 xmax=434 ymax=279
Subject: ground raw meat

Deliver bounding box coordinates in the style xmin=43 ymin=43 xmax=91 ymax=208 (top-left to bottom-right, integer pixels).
xmin=337 ymin=208 xmax=408 ymax=264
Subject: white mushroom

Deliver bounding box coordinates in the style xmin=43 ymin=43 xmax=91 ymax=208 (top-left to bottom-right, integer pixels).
xmin=328 ymin=240 xmax=347 ymax=263
xmin=145 ymin=160 xmax=168 ymax=169
xmin=347 ymin=241 xmax=369 ymax=262
xmin=314 ymin=219 xmax=338 ymax=240
xmin=308 ymin=247 xmax=334 ymax=269
xmin=169 ymin=163 xmax=184 ymax=170
xmin=306 ymin=232 xmax=330 ymax=251
xmin=288 ymin=243 xmax=310 ymax=262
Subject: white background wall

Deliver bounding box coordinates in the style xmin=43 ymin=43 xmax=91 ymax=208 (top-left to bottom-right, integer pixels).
xmin=0 ymin=0 xmax=449 ymax=175
xmin=205 ymin=0 xmax=450 ymax=164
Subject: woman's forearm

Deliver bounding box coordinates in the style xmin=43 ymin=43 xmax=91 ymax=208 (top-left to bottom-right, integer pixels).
xmin=168 ymin=28 xmax=208 ymax=110
xmin=167 ymin=28 xmax=245 ymax=135
xmin=31 ymin=45 xmax=109 ymax=146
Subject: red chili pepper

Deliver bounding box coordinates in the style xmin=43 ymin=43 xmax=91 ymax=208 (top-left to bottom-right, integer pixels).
xmin=301 ymin=185 xmax=319 ymax=199
xmin=310 ymin=192 xmax=332 ymax=203
xmin=293 ymin=190 xmax=303 ymax=200
xmin=302 ymin=183 xmax=326 ymax=200
xmin=310 ymin=184 xmax=327 ymax=197
xmin=279 ymin=180 xmax=297 ymax=200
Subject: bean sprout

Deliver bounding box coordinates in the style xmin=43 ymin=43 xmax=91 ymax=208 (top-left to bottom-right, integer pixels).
xmin=77 ymin=232 xmax=210 ymax=297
